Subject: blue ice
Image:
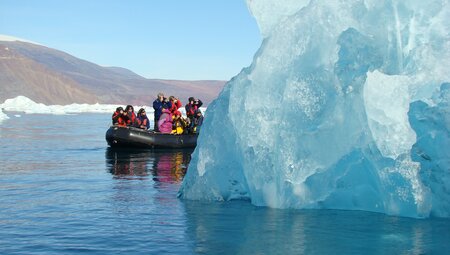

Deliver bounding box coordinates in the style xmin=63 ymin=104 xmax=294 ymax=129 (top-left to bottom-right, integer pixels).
xmin=179 ymin=0 xmax=450 ymax=218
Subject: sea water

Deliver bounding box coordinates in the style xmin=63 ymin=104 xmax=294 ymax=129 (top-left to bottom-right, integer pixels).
xmin=0 ymin=113 xmax=449 ymax=254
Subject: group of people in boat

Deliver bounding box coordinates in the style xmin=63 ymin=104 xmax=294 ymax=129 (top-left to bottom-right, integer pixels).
xmin=111 ymin=93 xmax=204 ymax=134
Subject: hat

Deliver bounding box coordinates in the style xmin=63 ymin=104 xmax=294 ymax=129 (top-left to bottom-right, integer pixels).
xmin=188 ymin=97 xmax=195 ymax=102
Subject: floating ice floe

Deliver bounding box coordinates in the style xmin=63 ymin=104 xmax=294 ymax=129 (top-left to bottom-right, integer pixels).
xmin=0 ymin=96 xmax=150 ymax=115
xmin=0 ymin=95 xmax=206 ymax=119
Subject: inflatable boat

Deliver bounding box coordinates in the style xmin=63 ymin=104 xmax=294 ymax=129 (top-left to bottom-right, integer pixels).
xmin=105 ymin=126 xmax=198 ymax=149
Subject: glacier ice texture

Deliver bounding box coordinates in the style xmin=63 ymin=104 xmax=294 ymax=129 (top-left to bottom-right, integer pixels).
xmin=179 ymin=0 xmax=450 ymax=218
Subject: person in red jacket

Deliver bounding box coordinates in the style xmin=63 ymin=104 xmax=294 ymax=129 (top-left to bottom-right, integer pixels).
xmin=185 ymin=97 xmax=202 ymax=133
xmin=168 ymin=96 xmax=182 ymax=116
xmin=112 ymin=107 xmax=129 ymax=127
xmin=124 ymin=105 xmax=137 ymax=126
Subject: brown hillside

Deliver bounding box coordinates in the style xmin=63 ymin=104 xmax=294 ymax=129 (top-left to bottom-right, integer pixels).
xmin=0 ymin=45 xmax=97 ymax=104
xmin=0 ymin=41 xmax=226 ymax=106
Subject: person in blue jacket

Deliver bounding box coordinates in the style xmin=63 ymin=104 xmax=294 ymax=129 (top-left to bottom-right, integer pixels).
xmin=136 ymin=108 xmax=150 ymax=130
xmin=152 ymin=93 xmax=172 ymax=131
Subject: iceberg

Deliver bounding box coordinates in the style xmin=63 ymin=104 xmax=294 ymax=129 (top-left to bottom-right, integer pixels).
xmin=0 ymin=110 xmax=9 ymax=123
xmin=1 ymin=96 xmax=134 ymax=114
xmin=179 ymin=0 xmax=450 ymax=218
xmin=0 ymin=96 xmax=153 ymax=115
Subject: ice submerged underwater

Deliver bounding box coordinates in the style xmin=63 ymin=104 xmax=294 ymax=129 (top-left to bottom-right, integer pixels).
xmin=179 ymin=0 xmax=450 ymax=218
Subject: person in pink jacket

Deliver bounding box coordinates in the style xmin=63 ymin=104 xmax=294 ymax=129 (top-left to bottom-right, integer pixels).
xmin=158 ymin=107 xmax=173 ymax=133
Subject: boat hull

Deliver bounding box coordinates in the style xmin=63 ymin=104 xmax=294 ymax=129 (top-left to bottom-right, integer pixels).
xmin=106 ymin=126 xmax=198 ymax=149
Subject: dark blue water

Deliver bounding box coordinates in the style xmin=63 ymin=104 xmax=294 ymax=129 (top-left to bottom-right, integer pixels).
xmin=1 ymin=113 xmax=449 ymax=255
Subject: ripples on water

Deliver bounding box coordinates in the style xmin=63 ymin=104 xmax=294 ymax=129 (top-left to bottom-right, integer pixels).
xmin=0 ymin=113 xmax=449 ymax=254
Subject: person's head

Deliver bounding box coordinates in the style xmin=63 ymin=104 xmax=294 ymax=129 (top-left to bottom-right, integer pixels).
xmin=138 ymin=108 xmax=146 ymax=116
xmin=125 ymin=105 xmax=134 ymax=112
xmin=188 ymin=97 xmax=195 ymax=104
xmin=116 ymin=106 xmax=124 ymax=113
xmin=169 ymin=96 xmax=175 ymax=102
xmin=195 ymin=109 xmax=202 ymax=116
xmin=157 ymin=92 xmax=164 ymax=101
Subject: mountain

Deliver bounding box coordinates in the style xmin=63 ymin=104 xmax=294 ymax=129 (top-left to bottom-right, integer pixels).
xmin=0 ymin=45 xmax=98 ymax=104
xmin=0 ymin=39 xmax=226 ymax=105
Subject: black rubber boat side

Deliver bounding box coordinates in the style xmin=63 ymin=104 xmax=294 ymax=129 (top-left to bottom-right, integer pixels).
xmin=105 ymin=126 xmax=198 ymax=149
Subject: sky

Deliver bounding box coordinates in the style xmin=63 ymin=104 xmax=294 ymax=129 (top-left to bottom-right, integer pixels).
xmin=0 ymin=0 xmax=261 ymax=81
